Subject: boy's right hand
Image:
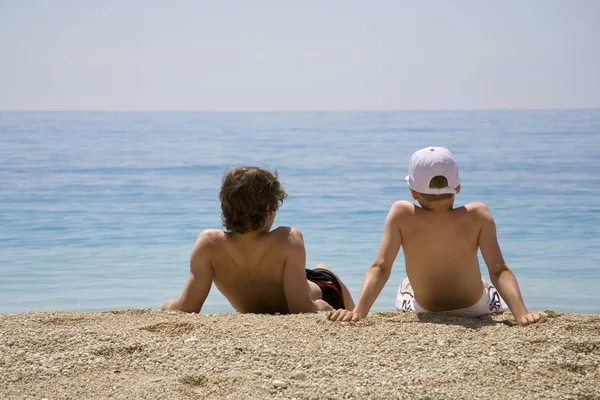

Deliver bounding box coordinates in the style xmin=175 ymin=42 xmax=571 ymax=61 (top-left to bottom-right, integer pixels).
xmin=516 ymin=311 xmax=546 ymax=327
xmin=327 ymin=309 xmax=362 ymax=322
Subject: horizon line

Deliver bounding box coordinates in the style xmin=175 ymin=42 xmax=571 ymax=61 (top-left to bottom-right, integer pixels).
xmin=0 ymin=106 xmax=599 ymax=113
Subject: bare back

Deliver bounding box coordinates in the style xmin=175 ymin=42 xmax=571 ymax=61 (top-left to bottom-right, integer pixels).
xmin=203 ymin=227 xmax=296 ymax=314
xmin=395 ymin=201 xmax=488 ymax=311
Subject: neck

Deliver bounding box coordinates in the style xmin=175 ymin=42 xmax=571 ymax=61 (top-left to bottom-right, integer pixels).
xmin=420 ymin=200 xmax=454 ymax=213
xmin=230 ymin=226 xmax=270 ymax=239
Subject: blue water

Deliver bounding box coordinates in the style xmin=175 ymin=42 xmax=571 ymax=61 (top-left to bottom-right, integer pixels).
xmin=1 ymin=110 xmax=599 ymax=315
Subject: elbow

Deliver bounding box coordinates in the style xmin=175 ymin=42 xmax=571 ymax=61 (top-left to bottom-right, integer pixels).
xmin=489 ymin=263 xmax=512 ymax=282
xmin=369 ymin=261 xmax=392 ymax=278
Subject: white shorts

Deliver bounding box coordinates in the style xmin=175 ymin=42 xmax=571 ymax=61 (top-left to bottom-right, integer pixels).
xmin=395 ymin=277 xmax=509 ymax=317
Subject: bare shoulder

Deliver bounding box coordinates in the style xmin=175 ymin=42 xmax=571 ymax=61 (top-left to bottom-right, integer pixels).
xmin=271 ymin=226 xmax=304 ymax=245
xmin=187 ymin=230 xmax=223 ymax=273
xmin=192 ymin=229 xmax=225 ymax=251
xmin=197 ymin=228 xmax=226 ymax=242
xmin=269 ymin=227 xmax=305 ymax=262
xmin=465 ymin=202 xmax=491 ymax=214
xmin=390 ymin=200 xmax=416 ymax=217
xmin=465 ymin=202 xmax=494 ymax=221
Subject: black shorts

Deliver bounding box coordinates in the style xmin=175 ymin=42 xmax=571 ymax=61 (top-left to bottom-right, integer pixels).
xmin=305 ymin=268 xmax=345 ymax=310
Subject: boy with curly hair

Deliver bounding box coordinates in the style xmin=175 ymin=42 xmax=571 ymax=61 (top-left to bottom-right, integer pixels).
xmin=162 ymin=167 xmax=354 ymax=314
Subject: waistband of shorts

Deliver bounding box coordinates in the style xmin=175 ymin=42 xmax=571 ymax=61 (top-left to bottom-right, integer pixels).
xmin=413 ymin=288 xmax=488 ymax=315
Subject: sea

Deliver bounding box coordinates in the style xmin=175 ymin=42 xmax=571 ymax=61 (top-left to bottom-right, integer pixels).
xmin=1 ymin=110 xmax=599 ymax=315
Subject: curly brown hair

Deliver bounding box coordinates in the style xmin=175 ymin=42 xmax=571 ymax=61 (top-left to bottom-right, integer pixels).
xmin=219 ymin=167 xmax=288 ymax=234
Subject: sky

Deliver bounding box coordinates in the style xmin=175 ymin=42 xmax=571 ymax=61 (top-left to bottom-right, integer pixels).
xmin=1 ymin=0 xmax=599 ymax=111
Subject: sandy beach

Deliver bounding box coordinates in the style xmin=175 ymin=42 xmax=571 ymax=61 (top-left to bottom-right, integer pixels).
xmin=1 ymin=309 xmax=598 ymax=399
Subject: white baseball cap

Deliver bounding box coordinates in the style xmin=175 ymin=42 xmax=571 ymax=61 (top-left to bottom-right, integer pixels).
xmin=405 ymin=147 xmax=460 ymax=195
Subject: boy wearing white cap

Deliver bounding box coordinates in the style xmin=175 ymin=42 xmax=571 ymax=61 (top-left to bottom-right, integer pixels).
xmin=328 ymin=147 xmax=545 ymax=326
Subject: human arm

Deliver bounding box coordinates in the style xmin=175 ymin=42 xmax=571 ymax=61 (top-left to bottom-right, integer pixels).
xmin=161 ymin=231 xmax=214 ymax=313
xmin=328 ymin=202 xmax=404 ymax=322
xmin=283 ymin=228 xmax=334 ymax=313
xmin=477 ymin=203 xmax=544 ymax=326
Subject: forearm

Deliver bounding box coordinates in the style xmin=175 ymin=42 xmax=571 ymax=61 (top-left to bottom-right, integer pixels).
xmin=353 ymin=264 xmax=391 ymax=318
xmin=490 ymin=266 xmax=528 ymax=319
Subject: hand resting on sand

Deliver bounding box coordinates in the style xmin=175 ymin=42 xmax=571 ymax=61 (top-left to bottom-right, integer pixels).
xmin=326 ymin=309 xmax=362 ymax=322
xmin=516 ymin=311 xmax=547 ymax=327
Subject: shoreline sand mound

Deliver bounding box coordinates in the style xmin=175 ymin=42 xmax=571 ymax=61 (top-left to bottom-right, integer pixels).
xmin=1 ymin=310 xmax=598 ymax=399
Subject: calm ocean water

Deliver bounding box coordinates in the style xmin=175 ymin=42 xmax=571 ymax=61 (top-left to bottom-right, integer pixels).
xmin=1 ymin=110 xmax=599 ymax=315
